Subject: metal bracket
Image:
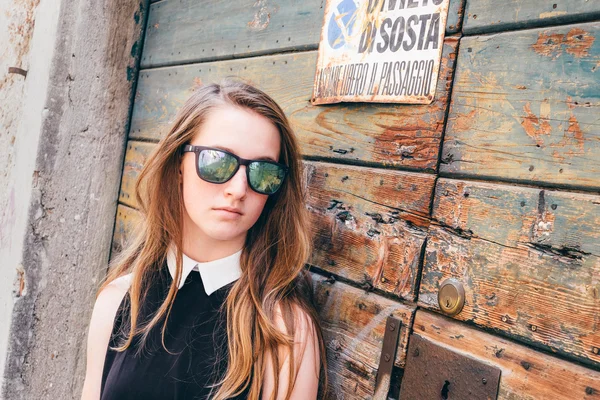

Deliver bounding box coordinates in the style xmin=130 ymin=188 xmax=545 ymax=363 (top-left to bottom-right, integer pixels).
xmin=373 ymin=316 xmax=402 ymax=399
xmin=399 ymin=334 xmax=501 ymax=400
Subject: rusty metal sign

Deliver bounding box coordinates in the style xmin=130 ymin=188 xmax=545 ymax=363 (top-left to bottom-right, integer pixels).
xmin=312 ymin=0 xmax=450 ymax=105
xmin=399 ymin=335 xmax=501 ymax=400
xmin=373 ymin=317 xmax=402 ymax=399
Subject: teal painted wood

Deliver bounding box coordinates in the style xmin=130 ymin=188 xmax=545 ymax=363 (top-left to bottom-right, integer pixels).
xmin=130 ymin=37 xmax=458 ymax=171
xmin=141 ymin=0 xmax=323 ymax=68
xmin=463 ymin=0 xmax=600 ymax=34
xmin=442 ymin=21 xmax=600 ymax=191
xmin=447 ymin=0 xmax=466 ymax=34
xmin=419 ymin=177 xmax=600 ymax=368
xmin=433 ymin=178 xmax=600 ymax=260
xmin=141 ymin=0 xmax=463 ymax=68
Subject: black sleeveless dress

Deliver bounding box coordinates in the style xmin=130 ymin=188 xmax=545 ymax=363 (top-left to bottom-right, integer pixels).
xmin=100 ymin=261 xmax=251 ymax=400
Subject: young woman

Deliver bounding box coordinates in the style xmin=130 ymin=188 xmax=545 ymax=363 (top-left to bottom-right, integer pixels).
xmin=81 ymin=80 xmax=328 ymax=400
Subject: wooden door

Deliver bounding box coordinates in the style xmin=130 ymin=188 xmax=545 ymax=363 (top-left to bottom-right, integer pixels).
xmin=113 ymin=0 xmax=600 ymax=398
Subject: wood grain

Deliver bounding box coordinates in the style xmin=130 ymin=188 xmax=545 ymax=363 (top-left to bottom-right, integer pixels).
xmin=119 ymin=141 xmax=155 ymax=209
xmin=447 ymin=0 xmax=466 ymax=34
xmin=141 ymin=0 xmax=323 ymax=68
xmin=142 ymin=0 xmax=463 ymax=68
xmin=463 ymin=0 xmax=600 ymax=34
xmin=419 ymin=178 xmax=600 ymax=368
xmin=304 ymin=161 xmax=434 ymax=301
xmin=414 ymin=310 xmax=600 ymax=400
xmin=312 ymin=273 xmax=415 ymax=400
xmin=131 ymin=37 xmax=458 ymax=171
xmin=443 ymin=22 xmax=600 ymax=191
xmin=112 ymin=204 xmax=142 ymax=256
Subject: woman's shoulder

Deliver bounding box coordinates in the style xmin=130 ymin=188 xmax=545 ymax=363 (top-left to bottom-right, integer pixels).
xmin=93 ymin=273 xmax=132 ymax=330
xmin=108 ymin=272 xmax=133 ymax=292
xmin=81 ymin=273 xmax=133 ymax=398
xmin=91 ymin=273 xmax=133 ymax=341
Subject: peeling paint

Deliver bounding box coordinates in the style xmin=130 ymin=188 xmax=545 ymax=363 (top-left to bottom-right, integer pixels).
xmin=531 ymin=28 xmax=595 ymax=59
xmin=247 ymin=0 xmax=279 ymax=32
xmin=539 ymin=10 xmax=568 ymax=19
xmin=520 ymin=102 xmax=551 ymax=147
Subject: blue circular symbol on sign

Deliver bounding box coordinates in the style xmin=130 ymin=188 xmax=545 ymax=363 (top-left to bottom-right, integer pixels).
xmin=327 ymin=0 xmax=358 ymax=49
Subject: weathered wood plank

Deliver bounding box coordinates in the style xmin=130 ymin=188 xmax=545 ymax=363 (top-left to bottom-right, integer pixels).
xmin=419 ymin=178 xmax=600 ymax=367
xmin=433 ymin=178 xmax=600 ymax=253
xmin=119 ymin=141 xmax=155 ymax=209
xmin=118 ymin=144 xmax=434 ymax=298
xmin=447 ymin=0 xmax=466 ymax=34
xmin=142 ymin=0 xmax=462 ymax=68
xmin=111 ymin=204 xmax=142 ymax=257
xmin=463 ymin=0 xmax=600 ymax=34
xmin=443 ymin=22 xmax=600 ymax=191
xmin=304 ymin=161 xmax=433 ymax=300
xmin=304 ymin=161 xmax=432 ymax=301
xmin=414 ymin=310 xmax=600 ymax=400
xmin=312 ymin=273 xmax=415 ymax=399
xmin=131 ymin=38 xmax=458 ymax=171
xmin=141 ymin=0 xmax=322 ymax=68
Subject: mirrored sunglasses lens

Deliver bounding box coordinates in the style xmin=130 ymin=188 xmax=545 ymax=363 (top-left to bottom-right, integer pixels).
xmin=198 ymin=150 xmax=237 ymax=182
xmin=248 ymin=162 xmax=285 ymax=194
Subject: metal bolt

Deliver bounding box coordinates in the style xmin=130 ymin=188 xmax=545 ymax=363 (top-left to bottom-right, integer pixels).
xmin=592 ymin=347 xmax=599 ymax=355
xmin=384 ymin=353 xmax=391 ymax=362
xmin=381 ymin=277 xmax=386 ymax=283
xmin=482 ymin=378 xmax=487 ymax=385
xmin=501 ymin=316 xmax=508 ymax=323
xmin=414 ymin=348 xmax=420 ymax=357
xmin=531 ymin=325 xmax=537 ymax=332
xmin=389 ymin=323 xmax=396 ymax=331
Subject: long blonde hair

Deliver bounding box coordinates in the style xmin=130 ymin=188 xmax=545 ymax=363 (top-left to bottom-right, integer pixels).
xmin=100 ymin=80 xmax=328 ymax=399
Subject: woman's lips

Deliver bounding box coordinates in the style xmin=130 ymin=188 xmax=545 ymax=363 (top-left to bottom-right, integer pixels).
xmin=213 ymin=208 xmax=242 ymax=217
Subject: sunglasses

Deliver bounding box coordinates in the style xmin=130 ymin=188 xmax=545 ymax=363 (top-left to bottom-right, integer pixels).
xmin=181 ymin=145 xmax=288 ymax=195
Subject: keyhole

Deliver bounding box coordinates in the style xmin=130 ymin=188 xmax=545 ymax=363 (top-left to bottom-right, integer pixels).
xmin=445 ymin=298 xmax=451 ymax=308
xmin=441 ymin=380 xmax=451 ymax=399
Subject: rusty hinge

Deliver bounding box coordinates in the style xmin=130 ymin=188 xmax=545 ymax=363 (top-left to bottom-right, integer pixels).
xmin=373 ymin=316 xmax=402 ymax=400
xmin=399 ymin=334 xmax=501 ymax=400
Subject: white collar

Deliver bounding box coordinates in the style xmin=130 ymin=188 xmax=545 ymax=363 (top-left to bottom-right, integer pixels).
xmin=166 ymin=244 xmax=243 ymax=296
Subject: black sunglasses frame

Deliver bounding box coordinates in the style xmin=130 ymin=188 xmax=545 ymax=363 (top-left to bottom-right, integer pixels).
xmin=181 ymin=144 xmax=289 ymax=195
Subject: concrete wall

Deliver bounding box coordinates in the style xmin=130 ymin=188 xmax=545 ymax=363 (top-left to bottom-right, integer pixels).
xmin=0 ymin=0 xmax=148 ymax=398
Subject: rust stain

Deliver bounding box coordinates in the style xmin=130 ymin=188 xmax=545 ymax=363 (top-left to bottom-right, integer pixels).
xmin=551 ymin=150 xmax=565 ymax=163
xmin=1 ymin=0 xmax=41 ymax=91
xmin=566 ymin=114 xmax=584 ymax=150
xmin=549 ymin=99 xmax=585 ymax=159
xmin=531 ymin=28 xmax=595 ymax=59
xmin=564 ymin=28 xmax=595 ymax=58
xmin=192 ymin=77 xmax=203 ymax=89
xmin=520 ymin=103 xmax=551 ymax=146
xmin=531 ymin=32 xmax=565 ymax=59
xmin=14 ymin=264 xmax=26 ymax=297
xmin=247 ymin=0 xmax=279 ymax=32
xmin=452 ymin=109 xmax=477 ymax=132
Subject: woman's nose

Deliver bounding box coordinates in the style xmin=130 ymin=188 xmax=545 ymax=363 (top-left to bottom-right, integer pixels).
xmin=224 ymin=165 xmax=248 ymax=197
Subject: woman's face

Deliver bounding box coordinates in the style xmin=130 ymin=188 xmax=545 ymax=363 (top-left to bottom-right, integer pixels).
xmin=179 ymin=105 xmax=281 ymax=251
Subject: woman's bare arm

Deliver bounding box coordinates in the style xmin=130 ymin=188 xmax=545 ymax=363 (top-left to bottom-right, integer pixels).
xmin=80 ymin=274 xmax=131 ymax=400
xmin=261 ymin=304 xmax=321 ymax=400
